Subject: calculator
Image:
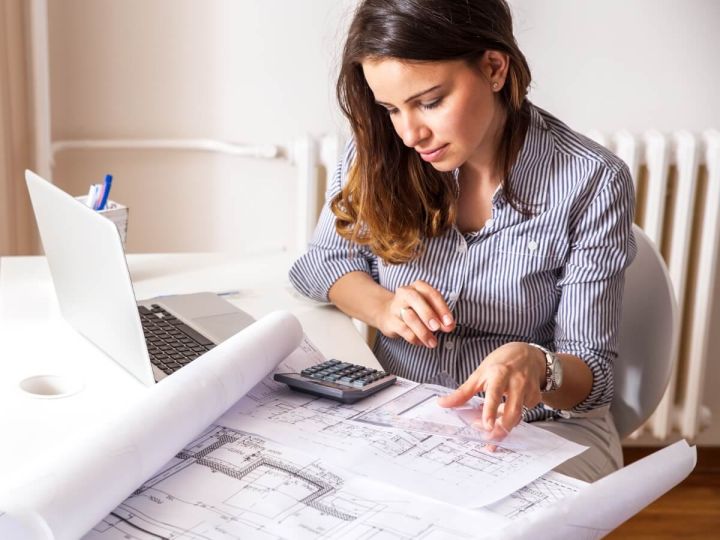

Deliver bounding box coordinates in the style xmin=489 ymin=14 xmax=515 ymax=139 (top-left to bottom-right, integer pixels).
xmin=273 ymin=359 xmax=397 ymax=404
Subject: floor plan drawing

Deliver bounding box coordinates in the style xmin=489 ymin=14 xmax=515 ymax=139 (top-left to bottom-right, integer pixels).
xmin=223 ymin=378 xmax=586 ymax=508
xmin=84 ymin=425 xmax=507 ymax=540
xmin=485 ymin=471 xmax=587 ymax=519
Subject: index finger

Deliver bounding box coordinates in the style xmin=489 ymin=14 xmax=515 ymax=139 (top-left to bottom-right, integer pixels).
xmin=437 ymin=377 xmax=482 ymax=408
xmin=481 ymin=377 xmax=507 ymax=433
xmin=411 ymin=281 xmax=455 ymax=331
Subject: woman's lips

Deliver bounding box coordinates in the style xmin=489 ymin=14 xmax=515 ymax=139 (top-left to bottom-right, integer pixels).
xmin=418 ymin=144 xmax=449 ymax=162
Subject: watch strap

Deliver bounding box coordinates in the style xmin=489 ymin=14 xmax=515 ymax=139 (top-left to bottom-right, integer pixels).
xmin=528 ymin=343 xmax=557 ymax=392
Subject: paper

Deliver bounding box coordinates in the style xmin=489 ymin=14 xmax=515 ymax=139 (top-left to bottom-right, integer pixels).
xmin=0 ymin=510 xmax=53 ymax=540
xmin=0 ymin=311 xmax=303 ymax=540
xmin=82 ymin=425 xmax=510 ymax=539
xmin=222 ymin=377 xmax=587 ymax=508
xmin=493 ymin=439 xmax=697 ymax=539
xmin=351 ymin=383 xmax=571 ymax=452
xmin=485 ymin=471 xmax=587 ymax=520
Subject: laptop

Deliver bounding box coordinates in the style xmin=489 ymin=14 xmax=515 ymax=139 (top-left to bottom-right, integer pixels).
xmin=25 ymin=170 xmax=255 ymax=386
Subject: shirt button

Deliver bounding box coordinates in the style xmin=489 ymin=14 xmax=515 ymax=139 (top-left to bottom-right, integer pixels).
xmin=445 ymin=340 xmax=455 ymax=350
xmin=457 ymin=243 xmax=467 ymax=254
xmin=485 ymin=218 xmax=495 ymax=228
xmin=448 ymin=291 xmax=458 ymax=302
xmin=528 ymin=240 xmax=538 ymax=252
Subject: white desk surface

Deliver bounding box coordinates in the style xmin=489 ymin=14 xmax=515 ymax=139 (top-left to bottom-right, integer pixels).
xmin=0 ymin=252 xmax=377 ymax=488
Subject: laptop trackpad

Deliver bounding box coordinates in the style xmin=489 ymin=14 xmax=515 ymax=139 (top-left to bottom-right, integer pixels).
xmin=193 ymin=312 xmax=255 ymax=343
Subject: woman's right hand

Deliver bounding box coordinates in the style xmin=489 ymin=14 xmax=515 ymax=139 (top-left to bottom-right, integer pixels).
xmin=375 ymin=280 xmax=455 ymax=348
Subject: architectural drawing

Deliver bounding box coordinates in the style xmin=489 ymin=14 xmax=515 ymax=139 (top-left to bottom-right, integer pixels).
xmin=223 ymin=377 xmax=586 ymax=508
xmin=84 ymin=425 xmax=506 ymax=540
xmin=486 ymin=471 xmax=586 ymax=519
xmin=351 ymin=383 xmax=529 ymax=449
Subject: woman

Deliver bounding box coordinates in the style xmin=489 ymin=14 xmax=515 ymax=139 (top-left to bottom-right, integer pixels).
xmin=290 ymin=0 xmax=636 ymax=482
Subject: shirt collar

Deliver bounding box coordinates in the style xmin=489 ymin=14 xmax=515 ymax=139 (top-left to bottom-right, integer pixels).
xmin=452 ymin=102 xmax=555 ymax=212
xmin=503 ymin=102 xmax=556 ymax=212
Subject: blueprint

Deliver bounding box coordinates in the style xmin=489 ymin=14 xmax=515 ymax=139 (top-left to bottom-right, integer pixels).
xmin=83 ymin=425 xmax=509 ymax=540
xmin=499 ymin=440 xmax=697 ymax=540
xmin=0 ymin=312 xmax=305 ymax=540
xmin=221 ymin=376 xmax=586 ymax=508
xmin=351 ymin=383 xmax=571 ymax=452
xmin=485 ymin=471 xmax=587 ymax=519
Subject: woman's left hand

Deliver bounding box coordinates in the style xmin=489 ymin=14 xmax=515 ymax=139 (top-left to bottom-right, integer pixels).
xmin=437 ymin=342 xmax=546 ymax=441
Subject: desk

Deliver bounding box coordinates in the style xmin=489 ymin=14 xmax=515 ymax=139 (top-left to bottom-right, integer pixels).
xmin=0 ymin=252 xmax=377 ymax=490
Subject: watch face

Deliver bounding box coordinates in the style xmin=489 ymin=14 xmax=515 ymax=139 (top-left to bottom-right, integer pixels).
xmin=551 ymin=354 xmax=563 ymax=390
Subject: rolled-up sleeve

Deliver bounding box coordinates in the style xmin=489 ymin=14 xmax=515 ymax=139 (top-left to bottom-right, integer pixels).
xmin=554 ymin=163 xmax=637 ymax=414
xmin=289 ymin=140 xmax=376 ymax=302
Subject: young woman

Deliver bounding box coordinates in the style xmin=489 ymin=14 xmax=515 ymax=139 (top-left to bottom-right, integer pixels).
xmin=290 ymin=0 xmax=636 ymax=482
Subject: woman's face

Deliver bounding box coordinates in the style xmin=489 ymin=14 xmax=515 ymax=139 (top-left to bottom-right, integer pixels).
xmin=361 ymin=55 xmax=506 ymax=173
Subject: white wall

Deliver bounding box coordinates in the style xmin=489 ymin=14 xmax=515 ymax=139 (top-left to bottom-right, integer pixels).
xmin=48 ymin=0 xmax=354 ymax=254
xmin=509 ymin=0 xmax=720 ymax=133
xmin=47 ymin=0 xmax=720 ymax=444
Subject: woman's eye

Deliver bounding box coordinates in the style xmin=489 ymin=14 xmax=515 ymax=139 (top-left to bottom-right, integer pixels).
xmin=422 ymin=98 xmax=443 ymax=110
xmin=385 ymin=107 xmax=399 ymax=116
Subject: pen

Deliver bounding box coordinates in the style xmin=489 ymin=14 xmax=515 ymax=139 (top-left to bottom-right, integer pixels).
xmin=97 ymin=174 xmax=113 ymax=211
xmin=216 ymin=290 xmax=241 ymax=297
xmin=85 ymin=184 xmax=98 ymax=207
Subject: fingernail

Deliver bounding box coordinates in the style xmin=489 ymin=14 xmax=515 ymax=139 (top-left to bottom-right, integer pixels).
xmin=428 ymin=337 xmax=437 ymax=348
xmin=428 ymin=319 xmax=440 ymax=331
xmin=442 ymin=315 xmax=453 ymax=326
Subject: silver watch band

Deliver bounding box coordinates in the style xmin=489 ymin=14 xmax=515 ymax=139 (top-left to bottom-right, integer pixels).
xmin=528 ymin=343 xmax=561 ymax=392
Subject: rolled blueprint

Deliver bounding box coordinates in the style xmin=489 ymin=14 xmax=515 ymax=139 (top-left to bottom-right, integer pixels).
xmin=0 ymin=310 xmax=303 ymax=540
xmin=493 ymin=439 xmax=697 ymax=539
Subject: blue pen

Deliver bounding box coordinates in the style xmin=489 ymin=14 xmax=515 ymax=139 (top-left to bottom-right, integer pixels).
xmin=97 ymin=174 xmax=113 ymax=210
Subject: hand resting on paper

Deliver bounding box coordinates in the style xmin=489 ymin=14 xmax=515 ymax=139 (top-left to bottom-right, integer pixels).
xmin=437 ymin=342 xmax=547 ymax=443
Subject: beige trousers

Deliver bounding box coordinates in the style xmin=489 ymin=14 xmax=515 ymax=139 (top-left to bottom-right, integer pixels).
xmin=534 ymin=406 xmax=623 ymax=483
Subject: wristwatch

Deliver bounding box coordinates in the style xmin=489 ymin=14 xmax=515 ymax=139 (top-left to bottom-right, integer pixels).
xmin=528 ymin=343 xmax=563 ymax=392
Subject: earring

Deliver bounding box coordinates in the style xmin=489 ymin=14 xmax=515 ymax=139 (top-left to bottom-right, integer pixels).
xmin=492 ymin=82 xmax=499 ymax=90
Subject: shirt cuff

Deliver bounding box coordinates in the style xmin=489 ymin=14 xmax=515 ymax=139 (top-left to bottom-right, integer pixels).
xmin=289 ymin=249 xmax=372 ymax=303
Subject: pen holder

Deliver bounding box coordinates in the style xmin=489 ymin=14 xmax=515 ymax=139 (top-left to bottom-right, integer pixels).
xmin=75 ymin=196 xmax=129 ymax=246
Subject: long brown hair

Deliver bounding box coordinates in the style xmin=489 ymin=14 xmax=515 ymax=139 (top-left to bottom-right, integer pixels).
xmin=333 ymin=0 xmax=532 ymax=264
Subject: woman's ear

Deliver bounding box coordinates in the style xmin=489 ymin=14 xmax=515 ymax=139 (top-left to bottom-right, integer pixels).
xmin=480 ymin=50 xmax=510 ymax=90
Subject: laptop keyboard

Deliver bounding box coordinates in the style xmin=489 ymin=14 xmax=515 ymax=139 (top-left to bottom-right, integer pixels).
xmin=138 ymin=304 xmax=215 ymax=376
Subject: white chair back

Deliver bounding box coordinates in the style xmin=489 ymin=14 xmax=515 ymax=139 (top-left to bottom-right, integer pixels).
xmin=612 ymin=224 xmax=678 ymax=439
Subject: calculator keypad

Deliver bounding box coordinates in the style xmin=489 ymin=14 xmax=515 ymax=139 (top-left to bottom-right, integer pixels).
xmin=300 ymin=359 xmax=389 ymax=388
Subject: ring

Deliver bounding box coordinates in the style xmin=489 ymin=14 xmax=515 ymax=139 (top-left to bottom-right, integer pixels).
xmin=399 ymin=307 xmax=408 ymax=319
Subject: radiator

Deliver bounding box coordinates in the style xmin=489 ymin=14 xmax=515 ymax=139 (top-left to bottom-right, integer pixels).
xmin=587 ymin=129 xmax=720 ymax=440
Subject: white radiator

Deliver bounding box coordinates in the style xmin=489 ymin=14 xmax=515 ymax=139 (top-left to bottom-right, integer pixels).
xmin=587 ymin=129 xmax=720 ymax=440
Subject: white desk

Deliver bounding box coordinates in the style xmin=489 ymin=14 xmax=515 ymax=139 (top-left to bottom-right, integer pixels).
xmin=0 ymin=252 xmax=377 ymax=489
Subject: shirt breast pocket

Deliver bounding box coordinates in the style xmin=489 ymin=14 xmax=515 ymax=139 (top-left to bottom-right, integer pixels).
xmin=490 ymin=231 xmax=567 ymax=313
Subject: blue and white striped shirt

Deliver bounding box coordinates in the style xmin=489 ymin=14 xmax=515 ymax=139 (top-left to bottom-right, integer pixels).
xmin=290 ymin=103 xmax=636 ymax=422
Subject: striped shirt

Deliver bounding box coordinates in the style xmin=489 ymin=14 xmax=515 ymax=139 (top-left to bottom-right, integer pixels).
xmin=289 ymin=103 xmax=637 ymax=422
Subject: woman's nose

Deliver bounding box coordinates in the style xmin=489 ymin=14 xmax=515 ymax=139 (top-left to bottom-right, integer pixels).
xmin=398 ymin=114 xmax=430 ymax=148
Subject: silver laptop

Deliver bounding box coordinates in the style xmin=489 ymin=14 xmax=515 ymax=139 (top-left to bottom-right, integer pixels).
xmin=25 ymin=170 xmax=255 ymax=386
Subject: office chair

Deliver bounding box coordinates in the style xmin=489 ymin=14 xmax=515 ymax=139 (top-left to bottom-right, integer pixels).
xmin=611 ymin=224 xmax=678 ymax=439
